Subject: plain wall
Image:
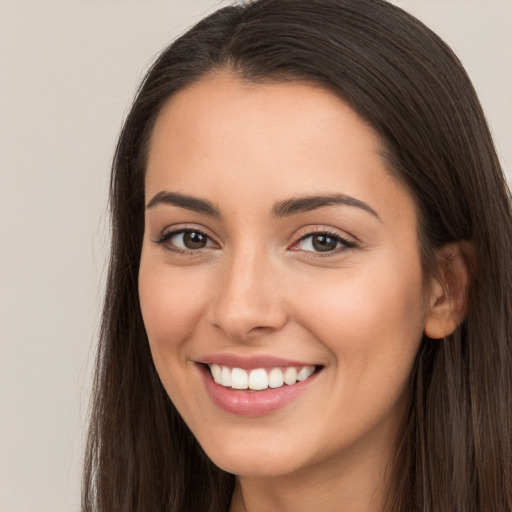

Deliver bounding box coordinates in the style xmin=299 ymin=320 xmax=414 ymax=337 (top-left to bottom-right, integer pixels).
xmin=0 ymin=1 xmax=510 ymax=511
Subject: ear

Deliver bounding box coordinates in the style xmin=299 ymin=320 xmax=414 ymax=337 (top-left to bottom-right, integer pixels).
xmin=424 ymin=241 xmax=474 ymax=340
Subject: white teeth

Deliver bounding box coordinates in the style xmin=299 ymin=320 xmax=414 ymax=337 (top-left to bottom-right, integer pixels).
xmin=211 ymin=364 xmax=222 ymax=384
xmin=231 ymin=367 xmax=248 ymax=389
xmin=283 ymin=367 xmax=298 ymax=385
xmin=297 ymin=366 xmax=315 ymax=381
xmin=268 ymin=368 xmax=284 ymax=388
xmin=249 ymin=368 xmax=268 ymax=390
xmin=221 ymin=366 xmax=231 ymax=387
xmin=207 ymin=364 xmax=316 ymax=390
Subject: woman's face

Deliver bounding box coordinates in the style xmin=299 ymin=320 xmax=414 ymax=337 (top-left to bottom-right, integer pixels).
xmin=139 ymin=74 xmax=434 ymax=478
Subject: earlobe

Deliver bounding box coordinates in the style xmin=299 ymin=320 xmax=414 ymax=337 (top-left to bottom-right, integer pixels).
xmin=424 ymin=241 xmax=474 ymax=340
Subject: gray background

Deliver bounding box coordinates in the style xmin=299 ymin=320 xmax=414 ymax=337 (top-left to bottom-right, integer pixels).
xmin=1 ymin=1 xmax=510 ymax=511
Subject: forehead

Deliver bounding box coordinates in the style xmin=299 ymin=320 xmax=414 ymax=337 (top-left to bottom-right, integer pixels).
xmin=149 ymin=74 xmax=374 ymax=154
xmin=145 ymin=74 xmax=413 ymax=222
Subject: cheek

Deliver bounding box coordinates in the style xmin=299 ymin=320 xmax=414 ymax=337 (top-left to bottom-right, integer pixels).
xmin=138 ymin=257 xmax=211 ymax=359
xmin=293 ymin=259 xmax=427 ymax=379
xmin=287 ymin=263 xmax=427 ymax=448
xmin=138 ymin=256 xmax=214 ymax=417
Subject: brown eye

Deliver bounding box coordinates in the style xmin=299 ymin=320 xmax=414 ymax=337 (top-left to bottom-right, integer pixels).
xmin=312 ymin=234 xmax=339 ymax=252
xmin=295 ymin=231 xmax=355 ymax=254
xmin=182 ymin=231 xmax=208 ymax=249
xmin=155 ymin=229 xmax=215 ymax=252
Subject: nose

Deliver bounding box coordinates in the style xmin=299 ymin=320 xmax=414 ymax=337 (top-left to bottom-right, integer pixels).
xmin=207 ymin=248 xmax=289 ymax=341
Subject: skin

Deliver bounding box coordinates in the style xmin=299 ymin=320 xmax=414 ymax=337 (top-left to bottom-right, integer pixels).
xmin=138 ymin=73 xmax=460 ymax=512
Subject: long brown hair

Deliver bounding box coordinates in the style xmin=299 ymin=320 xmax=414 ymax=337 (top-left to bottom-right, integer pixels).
xmin=83 ymin=1 xmax=512 ymax=510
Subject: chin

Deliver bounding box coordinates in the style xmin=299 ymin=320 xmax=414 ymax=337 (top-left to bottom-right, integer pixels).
xmin=210 ymin=452 xmax=300 ymax=478
xmin=198 ymin=433 xmax=308 ymax=477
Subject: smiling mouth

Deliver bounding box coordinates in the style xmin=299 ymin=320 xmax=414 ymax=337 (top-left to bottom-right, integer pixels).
xmin=206 ymin=364 xmax=322 ymax=391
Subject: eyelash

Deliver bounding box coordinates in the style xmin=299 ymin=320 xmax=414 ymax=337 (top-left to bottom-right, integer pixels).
xmin=153 ymin=228 xmax=356 ymax=256
xmin=153 ymin=228 xmax=215 ymax=255
xmin=292 ymin=229 xmax=356 ymax=257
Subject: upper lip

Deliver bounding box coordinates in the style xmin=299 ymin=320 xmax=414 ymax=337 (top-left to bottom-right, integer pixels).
xmin=196 ymin=353 xmax=320 ymax=370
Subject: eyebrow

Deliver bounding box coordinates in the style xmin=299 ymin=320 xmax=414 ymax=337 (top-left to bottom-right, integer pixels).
xmin=271 ymin=193 xmax=381 ymax=220
xmin=146 ymin=190 xmax=380 ymax=221
xmin=146 ymin=191 xmax=221 ymax=217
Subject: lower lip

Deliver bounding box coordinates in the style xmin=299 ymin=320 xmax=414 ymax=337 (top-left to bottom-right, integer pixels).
xmin=197 ymin=364 xmax=319 ymax=417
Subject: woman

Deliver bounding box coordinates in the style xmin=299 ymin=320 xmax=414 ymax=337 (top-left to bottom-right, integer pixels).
xmin=83 ymin=0 xmax=512 ymax=511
